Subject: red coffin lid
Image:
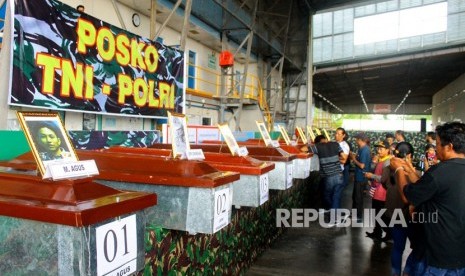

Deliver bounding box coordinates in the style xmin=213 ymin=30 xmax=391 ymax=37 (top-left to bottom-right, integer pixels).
xmin=0 ymin=150 xmax=240 ymax=189
xmin=0 ymin=172 xmax=157 ymax=227
xmin=201 ymin=139 xmax=312 ymax=159
xmin=149 ymin=143 xmax=297 ymax=162
xmin=105 ymin=147 xmax=275 ymax=175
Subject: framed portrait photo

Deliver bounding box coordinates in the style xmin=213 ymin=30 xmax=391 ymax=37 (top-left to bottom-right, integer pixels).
xmin=307 ymin=126 xmax=316 ymax=143
xmin=16 ymin=111 xmax=78 ymax=176
xmin=296 ymin=126 xmax=308 ymax=144
xmin=218 ymin=123 xmax=240 ymax=156
xmin=323 ymin=129 xmax=331 ymax=141
xmin=278 ymin=125 xmax=291 ymax=145
xmin=168 ymin=111 xmax=190 ymax=158
xmin=256 ymin=121 xmax=272 ymax=146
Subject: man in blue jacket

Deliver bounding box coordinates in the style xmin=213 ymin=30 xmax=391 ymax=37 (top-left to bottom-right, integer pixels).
xmin=350 ymin=132 xmax=371 ymax=221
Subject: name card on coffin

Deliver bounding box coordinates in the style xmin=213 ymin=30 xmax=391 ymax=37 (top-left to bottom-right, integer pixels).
xmin=186 ymin=149 xmax=205 ymax=160
xmin=271 ymin=140 xmax=281 ymax=148
xmin=44 ymin=160 xmax=99 ymax=180
xmin=236 ymin=146 xmax=249 ymax=157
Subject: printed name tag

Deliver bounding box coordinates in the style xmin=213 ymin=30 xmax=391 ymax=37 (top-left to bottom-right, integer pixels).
xmin=236 ymin=146 xmax=249 ymax=157
xmin=259 ymin=173 xmax=269 ymax=205
xmin=48 ymin=160 xmax=99 ymax=180
xmin=271 ymin=140 xmax=280 ymax=148
xmin=186 ymin=149 xmax=205 ymax=160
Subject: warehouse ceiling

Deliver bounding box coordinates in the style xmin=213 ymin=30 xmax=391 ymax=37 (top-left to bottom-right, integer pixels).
xmin=117 ymin=0 xmax=465 ymax=114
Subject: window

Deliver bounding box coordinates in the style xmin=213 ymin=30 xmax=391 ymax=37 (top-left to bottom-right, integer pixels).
xmin=188 ymin=50 xmax=196 ymax=89
xmin=202 ymin=117 xmax=212 ymax=126
xmin=354 ymin=2 xmax=447 ymax=45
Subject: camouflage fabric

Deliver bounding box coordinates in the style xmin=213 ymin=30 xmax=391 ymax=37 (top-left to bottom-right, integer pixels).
xmin=140 ymin=176 xmax=313 ymax=275
xmin=10 ymin=0 xmax=184 ymax=117
xmin=68 ymin=131 xmax=160 ymax=150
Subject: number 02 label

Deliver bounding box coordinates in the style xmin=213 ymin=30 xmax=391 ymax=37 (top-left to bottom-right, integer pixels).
xmin=259 ymin=174 xmax=269 ymax=205
xmin=96 ymin=215 xmax=137 ymax=276
xmin=213 ymin=188 xmax=230 ymax=232
xmin=286 ymin=164 xmax=293 ymax=188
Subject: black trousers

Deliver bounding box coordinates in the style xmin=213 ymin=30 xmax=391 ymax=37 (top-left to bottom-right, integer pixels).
xmin=372 ymin=199 xmax=390 ymax=238
xmin=352 ymin=181 xmax=367 ymax=218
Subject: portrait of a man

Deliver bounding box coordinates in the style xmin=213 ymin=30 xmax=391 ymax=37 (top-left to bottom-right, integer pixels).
xmin=17 ymin=112 xmax=78 ymax=176
xmin=27 ymin=121 xmax=73 ymax=161
xmin=169 ymin=112 xmax=189 ymax=158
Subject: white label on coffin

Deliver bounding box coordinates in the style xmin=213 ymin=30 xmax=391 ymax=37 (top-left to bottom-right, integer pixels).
xmin=286 ymin=164 xmax=293 ymax=188
xmin=213 ymin=188 xmax=231 ymax=232
xmin=96 ymin=215 xmax=137 ymax=276
xmin=259 ymin=173 xmax=269 ymax=205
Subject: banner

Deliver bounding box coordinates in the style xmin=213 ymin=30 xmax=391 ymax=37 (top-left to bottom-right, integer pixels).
xmin=0 ymin=0 xmax=6 ymax=45
xmin=373 ymin=104 xmax=391 ymax=113
xmin=7 ymin=0 xmax=184 ymax=118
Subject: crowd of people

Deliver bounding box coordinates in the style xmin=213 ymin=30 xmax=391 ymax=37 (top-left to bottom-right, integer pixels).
xmin=310 ymin=122 xmax=465 ymax=276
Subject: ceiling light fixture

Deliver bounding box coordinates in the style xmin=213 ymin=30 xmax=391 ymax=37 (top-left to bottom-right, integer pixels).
xmin=359 ymin=90 xmax=369 ymax=112
xmin=313 ymin=91 xmax=344 ymax=112
xmin=394 ymin=90 xmax=411 ymax=113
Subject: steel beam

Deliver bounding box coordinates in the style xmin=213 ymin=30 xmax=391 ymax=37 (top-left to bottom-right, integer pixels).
xmin=306 ymin=14 xmax=313 ymax=127
xmin=150 ymin=0 xmax=157 ymax=39
xmin=179 ymin=0 xmax=193 ymax=50
xmin=315 ymin=46 xmax=465 ymax=74
xmin=111 ymin=0 xmax=127 ymax=30
xmin=153 ymin=0 xmax=183 ymax=41
xmin=212 ymin=0 xmax=302 ymax=71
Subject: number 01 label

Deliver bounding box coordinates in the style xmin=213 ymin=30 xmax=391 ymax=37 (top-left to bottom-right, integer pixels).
xmin=96 ymin=215 xmax=137 ymax=276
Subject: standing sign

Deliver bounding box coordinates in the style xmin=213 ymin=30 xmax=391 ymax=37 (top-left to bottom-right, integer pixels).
xmin=296 ymin=126 xmax=308 ymax=144
xmin=5 ymin=0 xmax=184 ymax=118
xmin=96 ymin=215 xmax=137 ymax=276
xmin=213 ymin=187 xmax=231 ymax=232
xmin=307 ymin=126 xmax=316 ymax=143
xmin=323 ymin=129 xmax=331 ymax=141
xmin=259 ymin=173 xmax=269 ymax=205
xmin=256 ymin=121 xmax=273 ymax=147
xmin=16 ymin=111 xmax=100 ymax=179
xmin=278 ymin=125 xmax=291 ymax=145
xmin=168 ymin=112 xmax=191 ymax=158
xmin=218 ymin=123 xmax=243 ymax=156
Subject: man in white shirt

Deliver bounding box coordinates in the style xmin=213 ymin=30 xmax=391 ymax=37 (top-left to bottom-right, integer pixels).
xmin=335 ymin=127 xmax=350 ymax=187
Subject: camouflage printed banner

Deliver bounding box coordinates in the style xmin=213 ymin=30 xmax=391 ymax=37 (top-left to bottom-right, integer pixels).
xmin=8 ymin=0 xmax=184 ymax=118
xmin=0 ymin=1 xmax=6 ymax=44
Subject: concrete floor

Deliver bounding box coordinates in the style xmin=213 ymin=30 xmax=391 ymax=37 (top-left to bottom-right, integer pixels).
xmin=247 ymin=180 xmax=411 ymax=276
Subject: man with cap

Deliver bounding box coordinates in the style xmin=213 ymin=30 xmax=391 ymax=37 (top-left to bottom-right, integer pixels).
xmin=350 ymin=132 xmax=371 ymax=221
xmin=385 ymin=133 xmax=395 ymax=146
xmin=364 ymin=140 xmax=392 ymax=241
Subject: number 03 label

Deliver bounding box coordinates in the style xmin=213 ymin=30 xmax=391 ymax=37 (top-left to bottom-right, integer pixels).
xmin=96 ymin=215 xmax=137 ymax=276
